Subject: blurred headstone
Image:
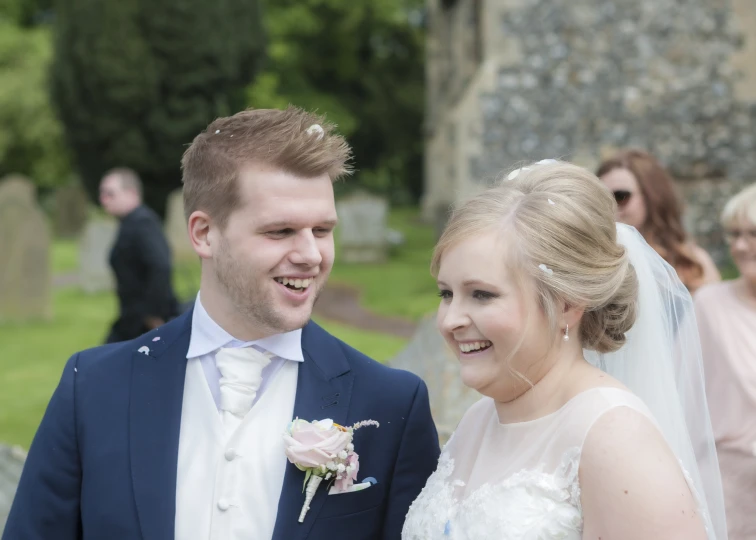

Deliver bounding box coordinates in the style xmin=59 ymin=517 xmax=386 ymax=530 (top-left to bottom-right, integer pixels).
xmin=53 ymin=184 xmax=90 ymax=238
xmin=0 ymin=443 xmax=26 ymax=531
xmin=165 ymin=189 xmax=195 ymax=263
xmin=385 ymin=228 xmax=405 ymax=247
xmin=336 ymin=192 xmax=388 ymax=263
xmin=0 ymin=175 xmax=52 ymax=323
xmin=78 ymin=219 xmax=117 ymax=293
xmin=389 ymin=315 xmax=479 ymax=443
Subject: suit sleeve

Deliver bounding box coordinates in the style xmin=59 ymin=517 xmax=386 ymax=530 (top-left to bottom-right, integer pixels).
xmin=132 ymin=218 xmax=174 ymax=319
xmin=382 ymin=379 xmax=441 ymax=540
xmin=2 ymin=355 xmax=82 ymax=540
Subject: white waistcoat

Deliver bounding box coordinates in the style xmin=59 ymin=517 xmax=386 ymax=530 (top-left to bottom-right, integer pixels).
xmin=175 ymin=357 xmax=299 ymax=540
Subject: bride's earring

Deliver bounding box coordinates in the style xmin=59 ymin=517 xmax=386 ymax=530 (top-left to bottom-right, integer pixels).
xmin=563 ymin=324 xmax=569 ymax=342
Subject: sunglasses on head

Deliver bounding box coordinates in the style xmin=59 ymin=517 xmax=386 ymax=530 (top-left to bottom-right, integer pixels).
xmin=613 ymin=190 xmax=632 ymax=208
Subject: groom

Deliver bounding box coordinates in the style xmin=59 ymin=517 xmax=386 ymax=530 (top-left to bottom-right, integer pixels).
xmin=3 ymin=107 xmax=440 ymax=540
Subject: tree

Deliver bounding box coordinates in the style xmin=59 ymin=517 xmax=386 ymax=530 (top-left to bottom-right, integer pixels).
xmin=247 ymin=0 xmax=426 ymax=204
xmin=50 ymin=0 xmax=265 ymax=217
xmin=0 ymin=20 xmax=71 ymax=188
xmin=0 ymin=0 xmax=54 ymax=27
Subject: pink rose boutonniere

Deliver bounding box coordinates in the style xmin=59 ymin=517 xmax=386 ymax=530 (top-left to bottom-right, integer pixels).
xmin=283 ymin=418 xmax=379 ymax=522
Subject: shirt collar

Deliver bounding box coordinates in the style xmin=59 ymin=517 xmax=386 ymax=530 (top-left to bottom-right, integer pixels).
xmin=186 ymin=292 xmax=304 ymax=362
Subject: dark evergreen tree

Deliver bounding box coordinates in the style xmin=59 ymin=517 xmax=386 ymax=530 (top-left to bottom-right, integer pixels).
xmin=50 ymin=0 xmax=264 ymax=216
xmin=248 ymin=0 xmax=426 ymax=204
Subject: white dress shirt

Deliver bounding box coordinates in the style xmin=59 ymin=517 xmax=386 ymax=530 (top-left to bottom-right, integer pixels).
xmin=175 ymin=293 xmax=303 ymax=540
xmin=186 ymin=293 xmax=304 ymax=409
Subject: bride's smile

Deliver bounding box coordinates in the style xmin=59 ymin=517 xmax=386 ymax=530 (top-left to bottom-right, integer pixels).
xmin=435 ymin=229 xmax=578 ymax=405
xmin=455 ymin=340 xmax=493 ymax=354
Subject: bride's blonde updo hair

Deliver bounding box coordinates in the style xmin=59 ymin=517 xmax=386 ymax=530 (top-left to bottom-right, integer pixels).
xmin=432 ymin=160 xmax=638 ymax=353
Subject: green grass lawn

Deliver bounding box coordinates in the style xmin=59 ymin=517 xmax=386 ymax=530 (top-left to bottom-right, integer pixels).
xmin=329 ymin=208 xmax=440 ymax=320
xmin=0 ymin=288 xmax=115 ymax=449
xmin=51 ymin=238 xmax=79 ymax=274
xmin=313 ymin=319 xmax=408 ymax=361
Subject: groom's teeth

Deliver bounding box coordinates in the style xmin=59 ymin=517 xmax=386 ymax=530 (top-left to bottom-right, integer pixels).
xmin=275 ymin=277 xmax=313 ymax=289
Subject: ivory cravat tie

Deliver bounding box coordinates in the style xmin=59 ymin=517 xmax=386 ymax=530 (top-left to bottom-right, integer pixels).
xmin=215 ymin=346 xmax=273 ymax=433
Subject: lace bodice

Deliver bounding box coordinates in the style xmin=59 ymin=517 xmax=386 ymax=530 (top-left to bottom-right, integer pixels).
xmin=403 ymin=448 xmax=584 ymax=540
xmin=402 ymin=388 xmax=661 ymax=540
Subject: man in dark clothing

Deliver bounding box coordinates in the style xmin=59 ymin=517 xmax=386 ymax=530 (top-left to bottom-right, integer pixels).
xmin=99 ymin=168 xmax=179 ymax=343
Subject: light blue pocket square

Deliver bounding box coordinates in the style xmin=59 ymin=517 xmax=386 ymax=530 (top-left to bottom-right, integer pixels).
xmin=327 ymin=477 xmax=378 ymax=495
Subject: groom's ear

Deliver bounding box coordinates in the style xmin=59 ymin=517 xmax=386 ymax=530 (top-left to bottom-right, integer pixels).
xmin=188 ymin=210 xmax=214 ymax=260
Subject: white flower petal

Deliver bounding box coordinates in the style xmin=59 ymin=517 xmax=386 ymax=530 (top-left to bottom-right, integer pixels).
xmin=315 ymin=419 xmax=334 ymax=430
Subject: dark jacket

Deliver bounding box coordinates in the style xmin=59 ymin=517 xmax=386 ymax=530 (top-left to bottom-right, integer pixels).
xmin=3 ymin=315 xmax=441 ymax=540
xmin=107 ymin=205 xmax=179 ymax=342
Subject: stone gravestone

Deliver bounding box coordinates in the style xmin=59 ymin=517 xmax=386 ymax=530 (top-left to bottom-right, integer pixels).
xmin=164 ymin=189 xmax=196 ymax=263
xmin=0 ymin=175 xmax=52 ymax=323
xmin=389 ymin=315 xmax=480 ymax=443
xmin=53 ymin=184 xmax=90 ymax=238
xmin=78 ymin=219 xmax=117 ymax=293
xmin=336 ymin=192 xmax=388 ymax=263
xmin=0 ymin=443 xmax=26 ymax=531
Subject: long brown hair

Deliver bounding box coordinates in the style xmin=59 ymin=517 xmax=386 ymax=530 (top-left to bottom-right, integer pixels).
xmin=596 ymin=149 xmax=703 ymax=289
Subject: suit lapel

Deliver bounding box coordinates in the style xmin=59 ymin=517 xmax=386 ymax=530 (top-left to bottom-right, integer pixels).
xmin=272 ymin=321 xmax=354 ymax=540
xmin=129 ymin=313 xmax=192 ymax=540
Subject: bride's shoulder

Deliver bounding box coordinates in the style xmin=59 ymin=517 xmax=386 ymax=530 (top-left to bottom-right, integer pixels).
xmin=578 ymin=393 xmax=680 ymax=491
xmin=578 ymin=404 xmax=706 ymax=539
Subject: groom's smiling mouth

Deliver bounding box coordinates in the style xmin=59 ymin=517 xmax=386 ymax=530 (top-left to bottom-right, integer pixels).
xmin=274 ymin=276 xmax=314 ymax=293
xmin=458 ymin=340 xmax=493 ymax=354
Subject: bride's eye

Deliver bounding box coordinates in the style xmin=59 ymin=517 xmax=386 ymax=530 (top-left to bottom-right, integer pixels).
xmin=473 ymin=290 xmax=497 ymax=300
xmin=437 ymin=290 xmax=452 ymax=300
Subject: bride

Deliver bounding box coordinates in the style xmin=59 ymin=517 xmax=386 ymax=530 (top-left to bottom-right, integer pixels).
xmin=402 ymin=161 xmax=728 ymax=539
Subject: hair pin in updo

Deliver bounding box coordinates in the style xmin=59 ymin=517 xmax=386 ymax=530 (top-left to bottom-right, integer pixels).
xmin=548 ymin=199 xmax=555 ymax=205
xmin=305 ymin=123 xmax=325 ymax=140
xmin=538 ymin=264 xmax=554 ymax=276
xmin=505 ymin=159 xmax=559 ymax=181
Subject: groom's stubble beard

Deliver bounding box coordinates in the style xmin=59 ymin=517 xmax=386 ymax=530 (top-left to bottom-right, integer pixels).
xmin=214 ymin=236 xmax=326 ymax=334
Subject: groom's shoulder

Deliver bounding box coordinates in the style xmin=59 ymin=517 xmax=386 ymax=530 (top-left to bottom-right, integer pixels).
xmin=69 ymin=315 xmax=190 ymax=377
xmin=313 ymin=324 xmax=424 ymax=392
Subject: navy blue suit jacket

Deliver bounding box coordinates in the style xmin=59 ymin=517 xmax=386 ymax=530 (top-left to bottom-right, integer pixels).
xmin=3 ymin=312 xmax=440 ymax=540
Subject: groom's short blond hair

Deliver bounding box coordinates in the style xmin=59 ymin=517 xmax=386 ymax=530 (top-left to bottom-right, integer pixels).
xmin=181 ymin=106 xmax=352 ymax=229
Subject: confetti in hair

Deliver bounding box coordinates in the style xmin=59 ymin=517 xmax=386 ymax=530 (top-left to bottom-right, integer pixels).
xmin=305 ymin=124 xmax=325 ymax=140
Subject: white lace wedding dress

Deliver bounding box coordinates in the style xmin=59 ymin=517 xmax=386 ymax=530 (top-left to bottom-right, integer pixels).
xmin=402 ymin=387 xmax=697 ymax=540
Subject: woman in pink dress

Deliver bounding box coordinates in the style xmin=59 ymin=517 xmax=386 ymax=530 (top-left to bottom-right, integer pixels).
xmin=695 ymin=182 xmax=756 ymax=539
